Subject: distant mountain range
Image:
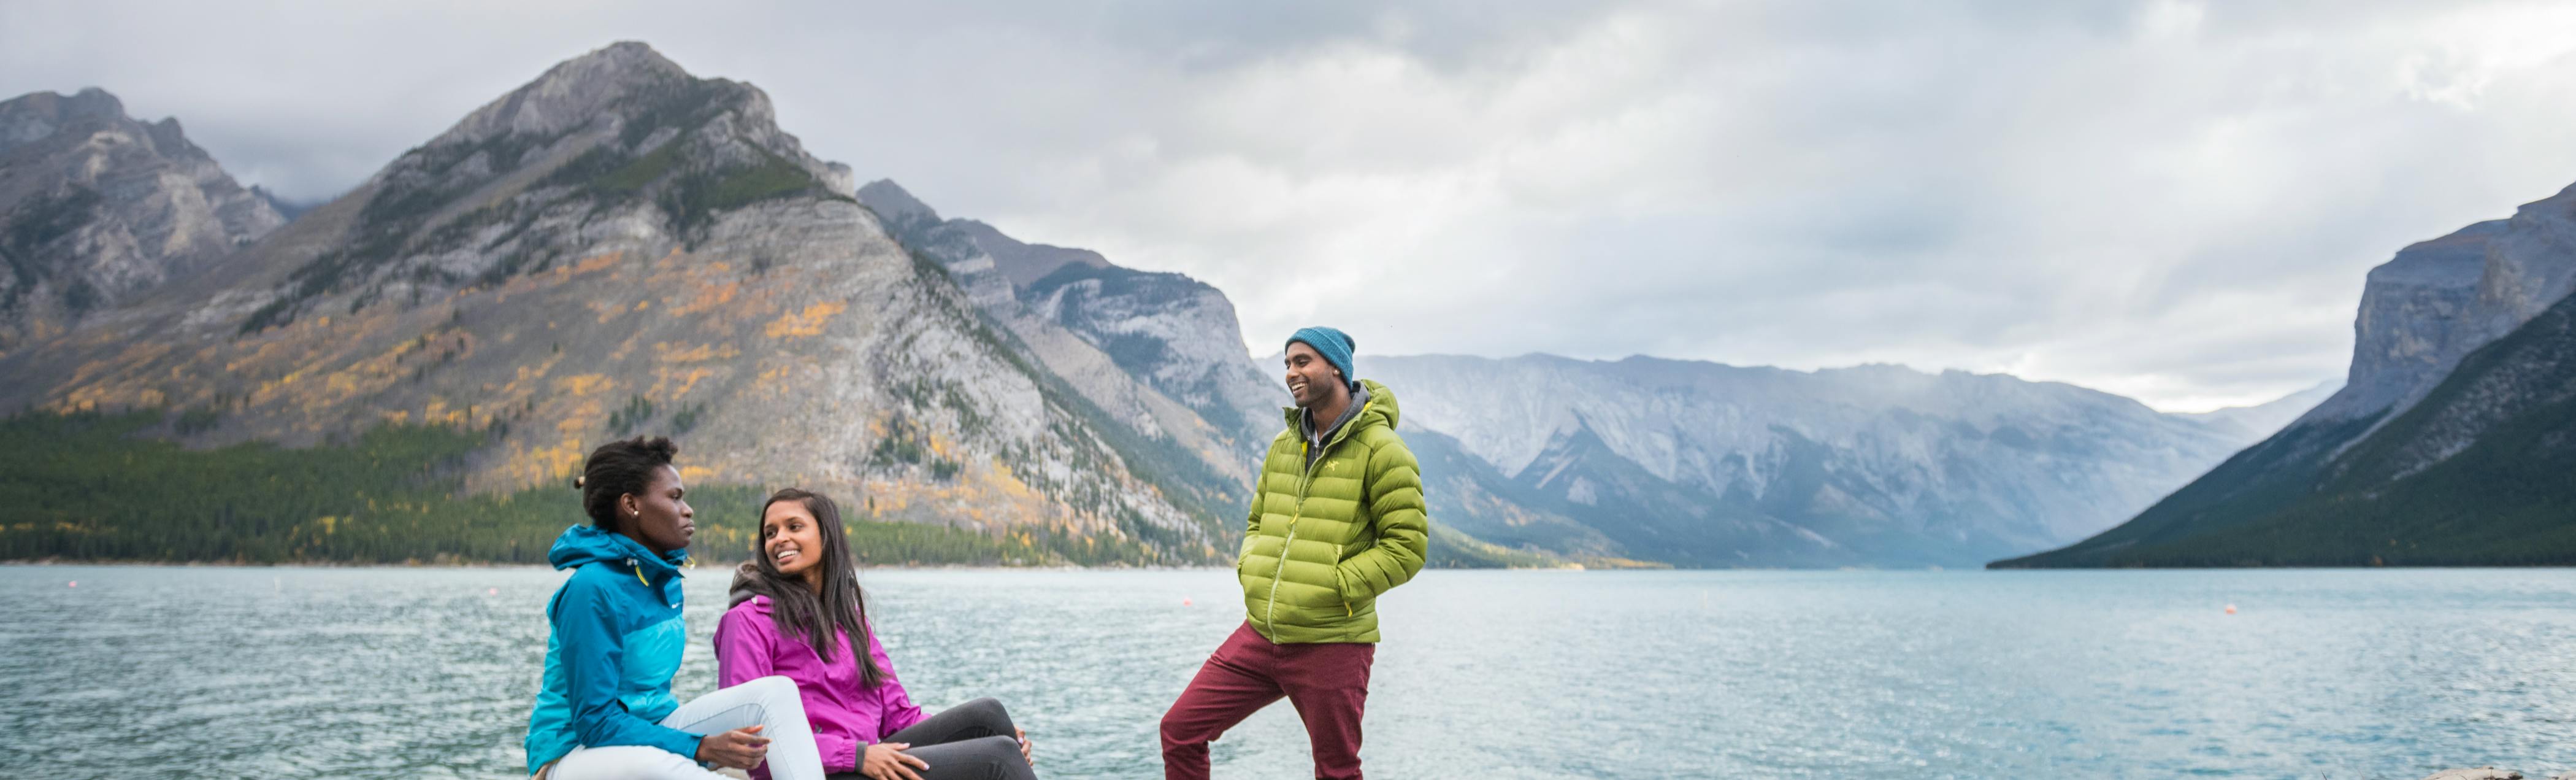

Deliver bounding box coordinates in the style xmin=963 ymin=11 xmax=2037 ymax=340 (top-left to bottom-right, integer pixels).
xmin=1997 ymin=185 xmax=2576 ymax=567
xmin=2179 ymin=381 xmax=2339 ymax=441
xmin=1 ymin=41 xmax=2375 ymax=568
xmin=1361 ymin=356 xmax=2296 ymax=566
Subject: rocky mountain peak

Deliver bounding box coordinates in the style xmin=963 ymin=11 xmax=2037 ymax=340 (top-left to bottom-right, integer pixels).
xmin=0 ymin=87 xmax=281 ymax=346
xmin=394 ymin=39 xmax=843 ymax=195
xmin=63 ymin=85 xmax=125 ymax=111
xmin=0 ymin=88 xmax=129 ymax=153
xmin=240 ymin=42 xmax=859 ymax=331
xmin=428 ymin=41 xmax=692 ymax=147
xmin=0 ymin=90 xmax=224 ymax=169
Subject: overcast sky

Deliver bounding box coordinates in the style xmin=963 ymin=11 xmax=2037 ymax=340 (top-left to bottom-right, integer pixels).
xmin=10 ymin=1 xmax=2576 ymax=411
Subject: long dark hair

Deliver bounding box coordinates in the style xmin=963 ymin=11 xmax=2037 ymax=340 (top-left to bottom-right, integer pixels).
xmin=735 ymin=488 xmax=883 ymax=687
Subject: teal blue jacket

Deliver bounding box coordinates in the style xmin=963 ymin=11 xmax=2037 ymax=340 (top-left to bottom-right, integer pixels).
xmin=524 ymin=524 xmax=696 ymax=773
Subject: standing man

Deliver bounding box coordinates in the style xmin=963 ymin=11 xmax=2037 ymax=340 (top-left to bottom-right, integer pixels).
xmin=1160 ymin=326 xmax=1430 ymax=780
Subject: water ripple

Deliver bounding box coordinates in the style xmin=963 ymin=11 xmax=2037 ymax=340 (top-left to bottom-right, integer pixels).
xmin=2 ymin=567 xmax=2572 ymax=779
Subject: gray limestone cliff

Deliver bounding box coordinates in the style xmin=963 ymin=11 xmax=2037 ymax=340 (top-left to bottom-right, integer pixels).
xmin=2308 ymin=183 xmax=2576 ymax=427
xmin=859 ymin=179 xmax=1279 ymax=449
xmin=0 ymin=87 xmax=282 ymax=348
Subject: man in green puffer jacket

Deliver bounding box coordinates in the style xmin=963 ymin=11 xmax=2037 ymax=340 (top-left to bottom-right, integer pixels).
xmin=1160 ymin=326 xmax=1429 ymax=780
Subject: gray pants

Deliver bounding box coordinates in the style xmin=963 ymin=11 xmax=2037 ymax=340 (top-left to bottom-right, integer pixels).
xmin=827 ymin=698 xmax=1036 ymax=780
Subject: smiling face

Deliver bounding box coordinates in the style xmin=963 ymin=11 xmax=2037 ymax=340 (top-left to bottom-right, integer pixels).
xmin=761 ymin=498 xmax=827 ymax=587
xmin=1285 ymin=341 xmax=1345 ymax=408
xmin=621 ymin=465 xmax=694 ymax=555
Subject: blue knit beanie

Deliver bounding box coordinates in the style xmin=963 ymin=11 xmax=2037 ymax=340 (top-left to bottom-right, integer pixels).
xmin=1286 ymin=326 xmax=1358 ymax=391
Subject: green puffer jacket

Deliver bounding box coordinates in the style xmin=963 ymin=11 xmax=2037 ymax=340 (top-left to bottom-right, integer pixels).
xmin=1237 ymin=379 xmax=1430 ymax=644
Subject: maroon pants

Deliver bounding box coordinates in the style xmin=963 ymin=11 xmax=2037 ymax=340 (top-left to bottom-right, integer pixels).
xmin=1161 ymin=622 xmax=1376 ymax=780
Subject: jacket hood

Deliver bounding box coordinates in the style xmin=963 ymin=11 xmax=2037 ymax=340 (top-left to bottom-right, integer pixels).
xmin=1282 ymin=378 xmax=1401 ymax=434
xmin=727 ymin=562 xmax=787 ymax=608
xmin=547 ymin=523 xmax=688 ymax=577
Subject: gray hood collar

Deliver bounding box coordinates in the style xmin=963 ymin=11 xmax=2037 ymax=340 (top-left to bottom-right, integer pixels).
xmin=1300 ymin=383 xmax=1372 ymax=447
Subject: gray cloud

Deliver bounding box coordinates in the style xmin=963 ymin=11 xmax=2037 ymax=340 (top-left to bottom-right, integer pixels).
xmin=7 ymin=0 xmax=2574 ymax=411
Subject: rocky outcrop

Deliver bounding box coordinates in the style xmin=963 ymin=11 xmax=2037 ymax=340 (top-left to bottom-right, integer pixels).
xmin=2309 ymin=183 xmax=2576 ymax=427
xmin=859 ymin=180 xmax=1103 ymax=288
xmin=1018 ymin=263 xmax=1279 ymax=438
xmin=0 ymin=87 xmax=283 ymax=348
xmin=861 ymin=179 xmax=1279 ymax=446
xmin=859 ymin=180 xmax=1098 ymax=307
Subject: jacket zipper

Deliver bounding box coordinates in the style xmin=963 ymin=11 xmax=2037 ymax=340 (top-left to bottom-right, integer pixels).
xmin=1263 ymin=398 xmax=1376 ymax=633
xmin=1262 ymin=441 xmax=1316 ymax=631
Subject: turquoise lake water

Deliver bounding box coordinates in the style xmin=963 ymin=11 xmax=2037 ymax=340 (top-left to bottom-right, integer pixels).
xmin=2 ymin=566 xmax=2570 ymax=779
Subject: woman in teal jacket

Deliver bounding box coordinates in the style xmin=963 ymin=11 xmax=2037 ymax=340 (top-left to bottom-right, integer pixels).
xmin=524 ymin=436 xmax=827 ymax=780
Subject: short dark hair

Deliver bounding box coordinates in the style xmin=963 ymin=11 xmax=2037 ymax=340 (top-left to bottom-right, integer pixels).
xmin=578 ymin=436 xmax=678 ymax=532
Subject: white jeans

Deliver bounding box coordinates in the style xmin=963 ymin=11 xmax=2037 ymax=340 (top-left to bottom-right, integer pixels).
xmin=541 ymin=676 xmax=825 ymax=780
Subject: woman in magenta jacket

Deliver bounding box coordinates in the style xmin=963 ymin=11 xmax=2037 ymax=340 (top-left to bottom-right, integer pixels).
xmin=715 ymin=488 xmax=1038 ymax=780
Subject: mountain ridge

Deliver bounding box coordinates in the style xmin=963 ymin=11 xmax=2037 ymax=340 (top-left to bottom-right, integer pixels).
xmin=1359 ymin=352 xmax=2277 ymax=566
xmin=859 ymin=179 xmax=1277 ymax=448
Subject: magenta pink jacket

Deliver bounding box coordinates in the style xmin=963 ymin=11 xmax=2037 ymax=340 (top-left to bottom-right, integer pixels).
xmin=715 ymin=595 xmax=926 ymax=776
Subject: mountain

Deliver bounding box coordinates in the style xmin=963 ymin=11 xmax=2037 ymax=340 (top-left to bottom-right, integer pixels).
xmin=0 ymin=87 xmax=283 ymax=349
xmin=857 ymin=180 xmax=1278 ymax=445
xmin=1996 ymin=185 xmax=2576 ymax=568
xmin=1397 ymin=428 xmax=1637 ymax=565
xmin=859 ymin=180 xmax=1108 ymax=301
xmin=2180 ymin=380 xmax=2340 ymax=441
xmin=1362 ymin=355 xmax=2267 ymax=566
xmin=0 ymin=42 xmax=1237 ymax=561
xmin=250 ymin=185 xmax=320 ymax=222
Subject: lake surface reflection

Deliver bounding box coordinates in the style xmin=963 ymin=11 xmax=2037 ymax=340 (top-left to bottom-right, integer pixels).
xmin=3 ymin=566 xmax=2571 ymax=778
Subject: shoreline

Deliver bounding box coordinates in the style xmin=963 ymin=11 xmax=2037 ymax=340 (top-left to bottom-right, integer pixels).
xmin=8 ymin=558 xmax=2572 ymax=572
xmin=0 ymin=558 xmax=1221 ymax=571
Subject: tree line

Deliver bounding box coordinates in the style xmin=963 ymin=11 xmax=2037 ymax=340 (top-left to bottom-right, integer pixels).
xmin=0 ymin=410 xmax=1204 ymax=566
